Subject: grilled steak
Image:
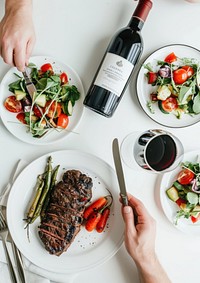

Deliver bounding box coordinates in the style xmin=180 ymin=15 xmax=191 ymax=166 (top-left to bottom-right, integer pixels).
xmin=38 ymin=169 xmax=93 ymax=256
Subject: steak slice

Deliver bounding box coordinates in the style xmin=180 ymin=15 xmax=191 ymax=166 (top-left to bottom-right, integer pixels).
xmin=38 ymin=169 xmax=93 ymax=256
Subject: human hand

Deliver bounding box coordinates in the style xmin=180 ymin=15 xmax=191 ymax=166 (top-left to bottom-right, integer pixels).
xmin=121 ymin=194 xmax=156 ymax=266
xmin=0 ymin=1 xmax=35 ymax=71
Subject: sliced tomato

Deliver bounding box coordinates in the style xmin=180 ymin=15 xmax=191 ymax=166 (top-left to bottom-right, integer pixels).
xmin=191 ymin=213 xmax=200 ymax=223
xmin=173 ymin=68 xmax=188 ymax=84
xmin=161 ymin=97 xmax=178 ymax=112
xmin=177 ymin=168 xmax=195 ymax=185
xmin=150 ymin=93 xmax=158 ymax=101
xmin=181 ymin=65 xmax=194 ymax=78
xmin=40 ymin=63 xmax=53 ymax=74
xmin=164 ymin=52 xmax=177 ymax=63
xmin=176 ymin=198 xmax=187 ymax=207
xmin=33 ymin=105 xmax=43 ymax=118
xmin=57 ymin=113 xmax=69 ymax=128
xmin=4 ymin=95 xmax=22 ymax=113
xmin=60 ymin=72 xmax=68 ymax=85
xmin=147 ymin=72 xmax=157 ymax=84
xmin=45 ymin=100 xmax=62 ymax=118
xmin=16 ymin=112 xmax=26 ymax=124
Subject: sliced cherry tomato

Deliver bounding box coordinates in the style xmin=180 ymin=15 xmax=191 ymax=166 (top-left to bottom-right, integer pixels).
xmin=176 ymin=198 xmax=187 ymax=207
xmin=60 ymin=72 xmax=68 ymax=85
xmin=16 ymin=112 xmax=26 ymax=124
xmin=191 ymin=213 xmax=200 ymax=223
xmin=177 ymin=168 xmax=195 ymax=185
xmin=4 ymin=95 xmax=22 ymax=113
xmin=40 ymin=63 xmax=53 ymax=74
xmin=181 ymin=65 xmax=194 ymax=78
xmin=161 ymin=97 xmax=178 ymax=112
xmin=173 ymin=68 xmax=188 ymax=84
xmin=45 ymin=100 xmax=62 ymax=118
xmin=147 ymin=72 xmax=157 ymax=84
xmin=57 ymin=113 xmax=69 ymax=128
xmin=33 ymin=105 xmax=43 ymax=118
xmin=164 ymin=52 xmax=177 ymax=63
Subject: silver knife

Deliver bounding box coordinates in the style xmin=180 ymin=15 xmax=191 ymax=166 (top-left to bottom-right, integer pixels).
xmin=22 ymin=68 xmax=37 ymax=99
xmin=112 ymin=138 xmax=128 ymax=206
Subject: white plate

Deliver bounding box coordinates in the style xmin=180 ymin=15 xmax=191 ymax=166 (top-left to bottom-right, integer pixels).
xmin=0 ymin=56 xmax=84 ymax=145
xmin=7 ymin=150 xmax=124 ymax=273
xmin=160 ymin=150 xmax=200 ymax=236
xmin=136 ymin=44 xmax=200 ymax=128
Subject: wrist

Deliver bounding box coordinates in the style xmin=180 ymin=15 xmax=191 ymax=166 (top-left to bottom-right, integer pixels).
xmin=5 ymin=0 xmax=32 ymax=14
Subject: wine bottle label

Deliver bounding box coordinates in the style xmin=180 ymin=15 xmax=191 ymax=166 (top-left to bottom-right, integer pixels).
xmin=94 ymin=53 xmax=134 ymax=97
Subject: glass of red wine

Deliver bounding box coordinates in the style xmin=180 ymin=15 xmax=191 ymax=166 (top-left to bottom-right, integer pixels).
xmin=120 ymin=129 xmax=184 ymax=173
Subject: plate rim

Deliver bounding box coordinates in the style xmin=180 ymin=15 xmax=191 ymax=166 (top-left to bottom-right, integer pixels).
xmin=0 ymin=55 xmax=85 ymax=145
xmin=6 ymin=149 xmax=124 ymax=273
xmin=136 ymin=43 xmax=200 ymax=128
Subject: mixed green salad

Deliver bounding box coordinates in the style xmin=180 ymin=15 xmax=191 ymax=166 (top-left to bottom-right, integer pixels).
xmin=166 ymin=158 xmax=200 ymax=224
xmin=4 ymin=62 xmax=80 ymax=137
xmin=145 ymin=52 xmax=200 ymax=119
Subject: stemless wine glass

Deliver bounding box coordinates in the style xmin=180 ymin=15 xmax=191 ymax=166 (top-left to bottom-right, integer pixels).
xmin=121 ymin=129 xmax=184 ymax=173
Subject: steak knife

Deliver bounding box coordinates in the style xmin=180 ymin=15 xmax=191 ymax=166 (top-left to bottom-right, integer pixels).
xmin=112 ymin=138 xmax=128 ymax=206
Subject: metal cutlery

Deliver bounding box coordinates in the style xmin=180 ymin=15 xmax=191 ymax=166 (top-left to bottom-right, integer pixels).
xmin=112 ymin=138 xmax=128 ymax=206
xmin=22 ymin=68 xmax=37 ymax=100
xmin=0 ymin=210 xmax=18 ymax=283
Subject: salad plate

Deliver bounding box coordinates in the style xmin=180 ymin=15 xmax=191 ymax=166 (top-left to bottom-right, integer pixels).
xmin=6 ymin=150 xmax=124 ymax=274
xmin=136 ymin=44 xmax=200 ymax=128
xmin=0 ymin=56 xmax=84 ymax=145
xmin=160 ymin=150 xmax=200 ymax=236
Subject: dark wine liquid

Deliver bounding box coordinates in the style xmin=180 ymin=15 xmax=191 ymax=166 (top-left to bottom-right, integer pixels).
xmin=145 ymin=135 xmax=177 ymax=171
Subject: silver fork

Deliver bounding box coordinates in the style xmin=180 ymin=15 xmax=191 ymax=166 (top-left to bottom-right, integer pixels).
xmin=0 ymin=210 xmax=18 ymax=283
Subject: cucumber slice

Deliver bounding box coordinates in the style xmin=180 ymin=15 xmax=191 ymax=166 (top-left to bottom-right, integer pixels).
xmin=35 ymin=94 xmax=46 ymax=107
xmin=63 ymin=100 xmax=73 ymax=116
xmin=187 ymin=192 xmax=198 ymax=205
xmin=192 ymin=204 xmax=200 ymax=212
xmin=158 ymin=100 xmax=169 ymax=114
xmin=173 ymin=181 xmax=185 ymax=191
xmin=14 ymin=89 xmax=26 ymax=100
xmin=166 ymin=186 xmax=179 ymax=202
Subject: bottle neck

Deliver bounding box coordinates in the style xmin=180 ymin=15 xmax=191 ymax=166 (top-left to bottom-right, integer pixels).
xmin=128 ymin=16 xmax=144 ymax=31
xmin=128 ymin=0 xmax=152 ymax=31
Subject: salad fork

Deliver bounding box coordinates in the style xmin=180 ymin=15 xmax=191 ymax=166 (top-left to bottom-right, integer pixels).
xmin=0 ymin=210 xmax=18 ymax=283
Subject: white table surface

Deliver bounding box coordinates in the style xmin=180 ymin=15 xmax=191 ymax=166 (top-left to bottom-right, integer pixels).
xmin=1 ymin=0 xmax=200 ymax=282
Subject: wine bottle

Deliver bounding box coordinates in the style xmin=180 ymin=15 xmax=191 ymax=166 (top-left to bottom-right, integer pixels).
xmin=83 ymin=0 xmax=152 ymax=117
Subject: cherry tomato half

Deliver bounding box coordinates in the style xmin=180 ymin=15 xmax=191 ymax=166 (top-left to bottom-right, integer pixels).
xmin=60 ymin=72 xmax=68 ymax=85
xmin=147 ymin=72 xmax=157 ymax=84
xmin=16 ymin=112 xmax=26 ymax=124
xmin=173 ymin=68 xmax=188 ymax=84
xmin=4 ymin=95 xmax=22 ymax=113
xmin=57 ymin=113 xmax=69 ymax=128
xmin=45 ymin=100 xmax=62 ymax=118
xmin=161 ymin=97 xmax=178 ymax=112
xmin=181 ymin=65 xmax=194 ymax=78
xmin=164 ymin=52 xmax=177 ymax=63
xmin=191 ymin=213 xmax=200 ymax=223
xmin=177 ymin=168 xmax=195 ymax=185
xmin=33 ymin=105 xmax=43 ymax=118
xmin=40 ymin=63 xmax=53 ymax=74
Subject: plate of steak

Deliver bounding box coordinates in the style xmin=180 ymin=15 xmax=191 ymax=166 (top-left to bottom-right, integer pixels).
xmin=7 ymin=150 xmax=124 ymax=274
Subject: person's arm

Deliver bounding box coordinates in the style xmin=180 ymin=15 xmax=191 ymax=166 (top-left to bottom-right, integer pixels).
xmin=121 ymin=194 xmax=171 ymax=283
xmin=0 ymin=0 xmax=35 ymax=71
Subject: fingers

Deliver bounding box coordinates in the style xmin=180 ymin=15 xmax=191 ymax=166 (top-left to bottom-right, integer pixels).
xmin=25 ymin=36 xmax=36 ymax=65
xmin=122 ymin=206 xmax=136 ymax=236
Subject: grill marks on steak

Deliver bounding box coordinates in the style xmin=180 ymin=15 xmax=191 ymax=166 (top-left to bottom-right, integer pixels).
xmin=38 ymin=170 xmax=93 ymax=256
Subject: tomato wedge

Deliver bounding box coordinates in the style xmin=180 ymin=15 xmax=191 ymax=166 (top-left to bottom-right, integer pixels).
xmin=173 ymin=68 xmax=188 ymax=84
xmin=164 ymin=52 xmax=177 ymax=63
xmin=181 ymin=65 xmax=194 ymax=78
xmin=40 ymin=63 xmax=53 ymax=74
xmin=191 ymin=213 xmax=200 ymax=223
xmin=177 ymin=168 xmax=195 ymax=185
xmin=147 ymin=72 xmax=157 ymax=84
xmin=60 ymin=72 xmax=68 ymax=85
xmin=161 ymin=97 xmax=178 ymax=112
xmin=4 ymin=95 xmax=22 ymax=113
xmin=45 ymin=100 xmax=62 ymax=118
xmin=16 ymin=112 xmax=26 ymax=124
xmin=57 ymin=113 xmax=69 ymax=128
